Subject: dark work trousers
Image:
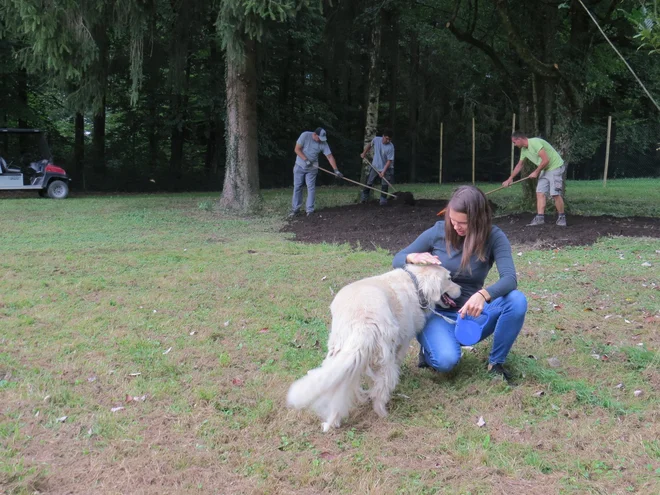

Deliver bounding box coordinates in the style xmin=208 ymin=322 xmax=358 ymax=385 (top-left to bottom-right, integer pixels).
xmin=362 ymin=168 xmax=394 ymax=202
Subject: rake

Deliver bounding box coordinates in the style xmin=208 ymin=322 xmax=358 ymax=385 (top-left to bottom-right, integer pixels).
xmin=436 ymin=176 xmax=532 ymax=216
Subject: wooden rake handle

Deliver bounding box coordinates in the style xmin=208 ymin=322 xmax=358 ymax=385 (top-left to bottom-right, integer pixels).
xmin=316 ymin=165 xmax=398 ymax=199
xmin=436 ymin=176 xmax=532 ymax=216
xmin=361 ymin=158 xmax=397 ymax=192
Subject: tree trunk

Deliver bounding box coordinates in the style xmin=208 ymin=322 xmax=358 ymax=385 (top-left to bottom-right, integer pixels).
xmin=206 ymin=31 xmax=224 ymax=179
xmin=220 ymin=38 xmax=260 ymax=212
xmin=360 ymin=9 xmax=383 ymax=185
xmin=279 ymin=36 xmax=294 ymax=105
xmin=544 ymin=78 xmax=554 ymax=138
xmin=518 ymin=94 xmax=537 ymax=207
xmin=92 ymin=95 xmax=106 ymax=173
xmin=17 ymin=69 xmax=28 ymax=154
xmin=169 ymin=58 xmax=191 ymax=182
xmin=74 ymin=112 xmax=85 ymax=182
xmin=532 ymin=74 xmax=540 ymax=136
xmin=388 ymin=16 xmax=399 ymax=131
xmin=408 ymin=30 xmax=420 ymax=182
xmin=92 ymin=22 xmax=108 ymax=174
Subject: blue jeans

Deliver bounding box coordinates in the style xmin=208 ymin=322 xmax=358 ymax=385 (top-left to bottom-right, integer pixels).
xmin=291 ymin=165 xmax=318 ymax=214
xmin=417 ymin=290 xmax=527 ymax=372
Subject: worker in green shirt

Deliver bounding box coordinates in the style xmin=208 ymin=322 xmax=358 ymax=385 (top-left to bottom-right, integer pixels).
xmin=504 ymin=131 xmax=567 ymax=227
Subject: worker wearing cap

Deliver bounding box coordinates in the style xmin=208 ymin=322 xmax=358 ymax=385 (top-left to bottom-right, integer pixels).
xmin=289 ymin=127 xmax=343 ymax=217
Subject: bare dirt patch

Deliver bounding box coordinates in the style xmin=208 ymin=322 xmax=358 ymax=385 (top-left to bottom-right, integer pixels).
xmin=282 ymin=199 xmax=660 ymax=252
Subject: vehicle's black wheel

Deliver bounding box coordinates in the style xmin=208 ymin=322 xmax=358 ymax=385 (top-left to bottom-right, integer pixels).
xmin=47 ymin=180 xmax=69 ymax=199
xmin=38 ymin=190 xmax=47 ymax=197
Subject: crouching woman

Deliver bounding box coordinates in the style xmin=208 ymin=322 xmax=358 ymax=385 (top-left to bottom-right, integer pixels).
xmin=393 ymin=186 xmax=527 ymax=383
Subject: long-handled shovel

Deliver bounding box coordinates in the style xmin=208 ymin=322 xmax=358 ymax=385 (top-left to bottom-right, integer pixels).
xmin=316 ymin=165 xmax=397 ymax=199
xmin=436 ymin=176 xmax=532 ymax=216
xmin=361 ymin=157 xmax=397 ymax=192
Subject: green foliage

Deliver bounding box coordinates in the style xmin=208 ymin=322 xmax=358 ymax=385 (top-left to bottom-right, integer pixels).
xmin=218 ymin=0 xmax=321 ymax=62
xmin=626 ymin=1 xmax=660 ymax=54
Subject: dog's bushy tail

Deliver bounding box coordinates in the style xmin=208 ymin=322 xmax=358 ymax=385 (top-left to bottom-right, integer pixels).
xmin=286 ymin=347 xmax=367 ymax=413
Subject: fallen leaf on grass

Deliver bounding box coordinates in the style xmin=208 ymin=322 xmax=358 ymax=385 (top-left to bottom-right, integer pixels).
xmin=532 ymin=390 xmax=546 ymax=397
xmin=231 ymin=378 xmax=244 ymax=386
xmin=476 ymin=416 xmax=486 ymax=427
xmin=396 ymin=393 xmax=410 ymax=399
xmin=126 ymin=395 xmax=147 ymax=402
xmin=319 ymin=452 xmax=337 ymax=460
xmin=163 ymin=347 xmax=172 ymax=355
xmin=224 ymin=320 xmax=230 ymax=327
xmin=189 ymin=331 xmax=196 ymax=336
xmin=553 ymin=304 xmax=563 ymax=310
xmin=591 ymin=354 xmax=601 ymax=360
xmin=87 ymin=376 xmax=97 ymax=382
xmin=583 ymin=308 xmax=593 ymax=312
xmin=641 ymin=262 xmax=652 ymax=267
xmin=128 ymin=372 xmax=141 ymax=377
xmin=111 ymin=406 xmax=125 ymax=413
xmin=633 ymin=390 xmax=644 ymax=397
xmin=259 ymin=328 xmax=269 ymax=333
xmin=56 ymin=416 xmax=67 ymax=422
xmin=643 ymin=316 xmax=656 ymax=323
xmin=615 ymin=383 xmax=624 ymax=389
xmin=321 ymin=276 xmax=327 ymax=281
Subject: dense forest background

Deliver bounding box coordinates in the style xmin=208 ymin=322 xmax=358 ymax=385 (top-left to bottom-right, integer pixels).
xmin=1 ymin=0 xmax=659 ymax=196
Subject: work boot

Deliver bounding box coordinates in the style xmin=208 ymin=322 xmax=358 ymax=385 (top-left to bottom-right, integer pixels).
xmin=287 ymin=210 xmax=300 ymax=219
xmin=379 ymin=199 xmax=388 ymax=206
xmin=306 ymin=211 xmax=314 ymax=217
xmin=527 ymin=215 xmax=545 ymax=226
xmin=488 ymin=363 xmax=515 ymax=385
xmin=556 ymin=214 xmax=567 ymax=227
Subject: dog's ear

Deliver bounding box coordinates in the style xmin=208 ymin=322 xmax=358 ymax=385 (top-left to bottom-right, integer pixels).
xmin=414 ymin=265 xmax=450 ymax=304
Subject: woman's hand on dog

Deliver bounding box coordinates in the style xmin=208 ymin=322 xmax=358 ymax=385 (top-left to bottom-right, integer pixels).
xmin=406 ymin=252 xmax=441 ymax=265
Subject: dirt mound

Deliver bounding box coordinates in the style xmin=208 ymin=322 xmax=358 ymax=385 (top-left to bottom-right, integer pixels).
xmin=282 ymin=199 xmax=660 ymax=252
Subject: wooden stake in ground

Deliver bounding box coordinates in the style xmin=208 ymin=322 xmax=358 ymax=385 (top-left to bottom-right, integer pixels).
xmin=511 ymin=113 xmax=516 ymax=174
xmin=472 ymin=117 xmax=476 ymax=185
xmin=439 ymin=122 xmax=444 ymax=184
xmin=604 ymin=115 xmax=612 ymax=188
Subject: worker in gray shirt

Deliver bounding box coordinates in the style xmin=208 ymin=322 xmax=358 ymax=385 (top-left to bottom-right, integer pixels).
xmin=289 ymin=127 xmax=343 ymax=217
xmin=360 ymin=129 xmax=395 ymax=205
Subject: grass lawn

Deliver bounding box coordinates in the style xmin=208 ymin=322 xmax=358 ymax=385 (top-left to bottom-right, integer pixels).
xmin=1 ymin=178 xmax=658 ymax=494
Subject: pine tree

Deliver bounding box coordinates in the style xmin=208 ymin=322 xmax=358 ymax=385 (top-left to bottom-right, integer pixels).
xmin=217 ymin=0 xmax=320 ymax=213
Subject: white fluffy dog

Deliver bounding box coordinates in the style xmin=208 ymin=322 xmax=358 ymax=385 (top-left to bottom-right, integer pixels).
xmin=287 ymin=264 xmax=461 ymax=431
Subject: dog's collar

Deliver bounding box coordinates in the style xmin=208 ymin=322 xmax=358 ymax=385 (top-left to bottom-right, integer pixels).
xmin=402 ymin=265 xmax=429 ymax=309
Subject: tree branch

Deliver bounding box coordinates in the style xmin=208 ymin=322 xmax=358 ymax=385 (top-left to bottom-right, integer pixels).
xmin=490 ymin=0 xmax=560 ymax=79
xmin=445 ymin=21 xmax=510 ymax=77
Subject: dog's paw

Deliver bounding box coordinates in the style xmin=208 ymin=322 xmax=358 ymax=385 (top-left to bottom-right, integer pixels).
xmin=322 ymin=422 xmax=331 ymax=433
xmin=373 ymin=402 xmax=389 ymax=418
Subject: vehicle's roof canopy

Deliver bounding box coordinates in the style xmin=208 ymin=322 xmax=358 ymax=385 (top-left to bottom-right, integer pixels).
xmin=0 ymin=128 xmax=44 ymax=134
